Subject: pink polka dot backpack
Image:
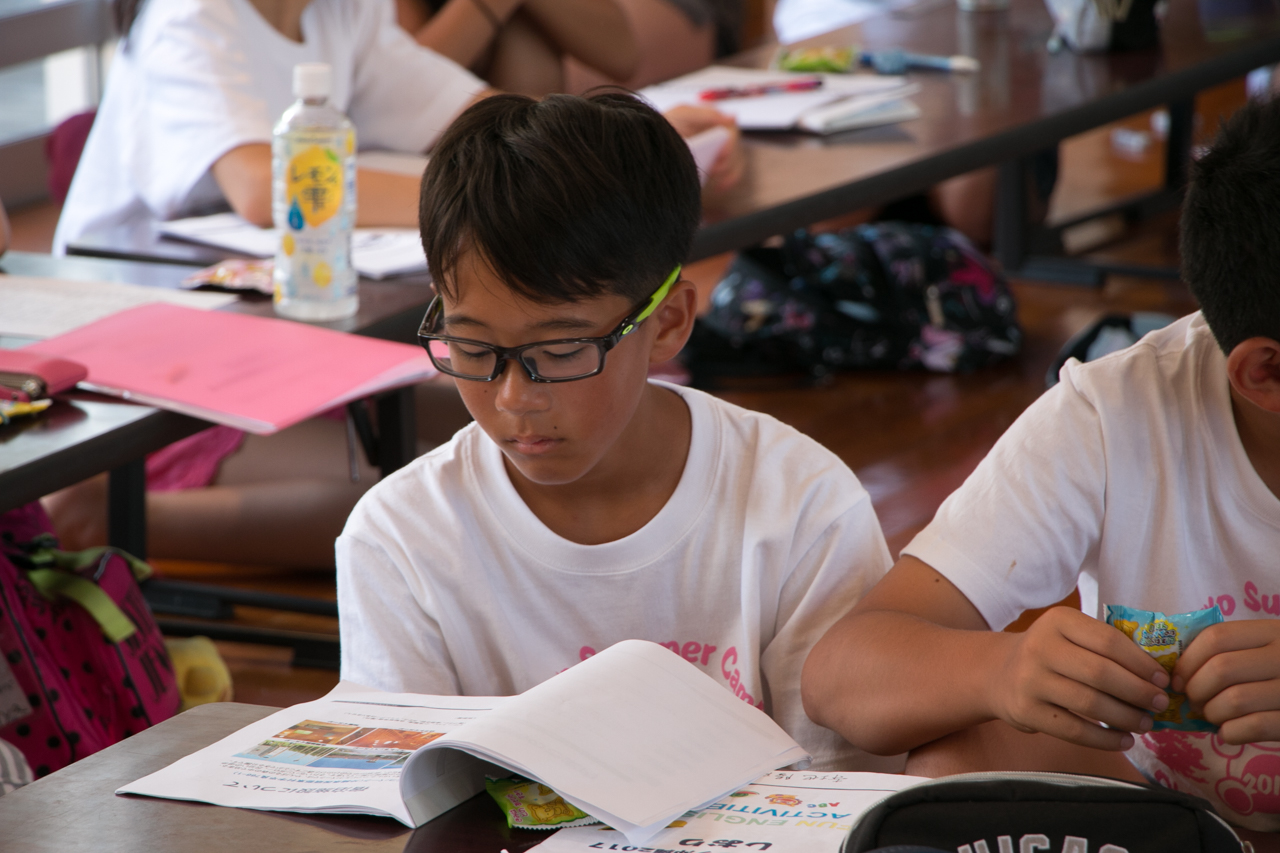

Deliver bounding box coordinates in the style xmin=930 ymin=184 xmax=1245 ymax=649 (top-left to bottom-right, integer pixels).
xmin=0 ymin=502 xmax=180 ymax=778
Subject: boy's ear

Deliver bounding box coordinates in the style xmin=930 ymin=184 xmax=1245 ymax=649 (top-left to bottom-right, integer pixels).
xmin=647 ymin=278 xmax=698 ymax=364
xmin=1226 ymin=337 xmax=1280 ymax=414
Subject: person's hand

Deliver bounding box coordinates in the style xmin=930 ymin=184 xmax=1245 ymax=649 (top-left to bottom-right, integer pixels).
xmin=991 ymin=607 xmax=1172 ymax=750
xmin=662 ymin=105 xmax=745 ymax=197
xmin=1175 ymin=619 xmax=1280 ymax=744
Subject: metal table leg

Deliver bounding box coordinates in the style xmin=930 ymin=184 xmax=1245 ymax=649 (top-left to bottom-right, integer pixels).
xmin=107 ymin=458 xmax=147 ymax=558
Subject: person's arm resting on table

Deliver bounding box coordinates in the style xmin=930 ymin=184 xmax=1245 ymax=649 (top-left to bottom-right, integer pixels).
xmin=211 ymin=87 xmax=499 ymax=228
xmin=802 ymin=556 xmax=1173 ymax=757
xmin=212 ymin=143 xmax=435 ymax=229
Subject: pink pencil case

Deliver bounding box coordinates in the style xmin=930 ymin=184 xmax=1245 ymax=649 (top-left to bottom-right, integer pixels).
xmin=0 ymin=350 xmax=87 ymax=402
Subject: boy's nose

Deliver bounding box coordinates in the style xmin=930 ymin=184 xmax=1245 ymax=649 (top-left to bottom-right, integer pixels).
xmin=492 ymin=360 xmax=551 ymax=416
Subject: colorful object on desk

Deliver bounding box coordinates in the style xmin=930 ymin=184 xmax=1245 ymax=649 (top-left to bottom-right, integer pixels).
xmin=0 ymin=398 xmax=52 ymax=425
xmin=164 ymin=636 xmax=233 ymax=711
xmin=699 ymin=76 xmax=822 ymax=101
xmin=24 ymin=302 xmax=436 ymax=435
xmin=0 ymin=349 xmax=88 ymax=402
xmin=182 ymin=258 xmax=274 ymax=295
xmin=485 ymin=775 xmax=597 ymax=829
xmin=861 ymin=48 xmax=980 ymax=75
xmin=1105 ymin=603 xmax=1224 ymax=732
xmin=775 ymin=46 xmax=857 ymax=73
xmin=775 ymin=45 xmax=979 ymax=75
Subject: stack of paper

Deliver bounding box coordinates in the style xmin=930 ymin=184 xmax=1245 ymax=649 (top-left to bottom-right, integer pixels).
xmin=158 ymin=213 xmax=428 ymax=280
xmin=25 ymin=302 xmax=436 ymax=434
xmin=0 ymin=275 xmax=236 ymax=341
xmin=640 ymin=66 xmax=920 ymax=133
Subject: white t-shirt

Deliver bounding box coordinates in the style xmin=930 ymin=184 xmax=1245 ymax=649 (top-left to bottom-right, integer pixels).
xmin=54 ymin=0 xmax=484 ymax=252
xmin=904 ymin=312 xmax=1280 ymax=630
xmin=337 ymin=382 xmax=902 ymax=771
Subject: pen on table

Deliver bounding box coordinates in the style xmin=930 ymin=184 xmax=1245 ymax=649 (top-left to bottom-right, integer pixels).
xmin=699 ymin=77 xmax=823 ymax=101
xmin=861 ymin=49 xmax=979 ymax=74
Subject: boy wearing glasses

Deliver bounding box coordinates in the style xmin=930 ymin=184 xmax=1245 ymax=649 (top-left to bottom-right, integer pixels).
xmin=336 ymin=93 xmax=900 ymax=770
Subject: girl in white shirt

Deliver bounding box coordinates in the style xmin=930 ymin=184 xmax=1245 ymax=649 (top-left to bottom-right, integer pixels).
xmin=48 ymin=0 xmax=487 ymax=566
xmin=54 ymin=0 xmax=488 ymax=251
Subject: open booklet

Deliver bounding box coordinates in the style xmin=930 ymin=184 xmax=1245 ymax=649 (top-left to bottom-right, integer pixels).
xmin=532 ymin=769 xmax=928 ymax=853
xmin=640 ymin=66 xmax=920 ymax=134
xmin=118 ymin=641 xmax=810 ymax=845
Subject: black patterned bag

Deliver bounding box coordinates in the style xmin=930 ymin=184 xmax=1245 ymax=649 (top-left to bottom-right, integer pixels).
xmin=684 ymin=223 xmax=1021 ymax=386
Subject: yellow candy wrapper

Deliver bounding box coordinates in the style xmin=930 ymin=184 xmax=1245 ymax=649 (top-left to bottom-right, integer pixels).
xmin=1104 ymin=604 xmax=1224 ymax=732
xmin=485 ymin=775 xmax=598 ymax=829
xmin=774 ymin=46 xmax=857 ymax=73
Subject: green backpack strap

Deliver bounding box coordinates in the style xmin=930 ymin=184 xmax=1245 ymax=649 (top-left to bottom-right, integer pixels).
xmin=34 ymin=545 xmax=154 ymax=582
xmin=24 ymin=569 xmax=138 ymax=643
xmin=18 ymin=541 xmax=151 ymax=644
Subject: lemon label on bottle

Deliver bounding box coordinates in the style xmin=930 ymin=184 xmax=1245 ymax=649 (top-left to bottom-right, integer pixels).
xmin=313 ymin=261 xmax=332 ymax=288
xmin=281 ymin=233 xmax=295 ymax=256
xmin=287 ymin=145 xmax=344 ymax=228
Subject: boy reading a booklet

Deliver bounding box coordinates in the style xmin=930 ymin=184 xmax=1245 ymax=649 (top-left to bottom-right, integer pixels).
xmin=337 ymin=92 xmax=899 ymax=772
xmin=801 ymin=98 xmax=1280 ymax=828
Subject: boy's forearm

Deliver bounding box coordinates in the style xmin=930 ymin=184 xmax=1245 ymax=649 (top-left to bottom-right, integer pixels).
xmin=803 ymin=608 xmax=1015 ymax=755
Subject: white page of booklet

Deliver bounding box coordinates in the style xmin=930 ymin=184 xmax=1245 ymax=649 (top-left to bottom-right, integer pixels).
xmin=404 ymin=640 xmax=810 ymax=845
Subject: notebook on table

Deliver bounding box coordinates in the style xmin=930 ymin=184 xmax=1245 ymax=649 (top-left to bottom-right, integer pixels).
xmin=640 ymin=66 xmax=920 ymax=134
xmin=158 ymin=213 xmax=428 ymax=280
xmin=25 ymin=302 xmax=436 ymax=434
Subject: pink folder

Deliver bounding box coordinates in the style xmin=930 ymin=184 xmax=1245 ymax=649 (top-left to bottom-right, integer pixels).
xmin=26 ymin=303 xmax=437 ymax=434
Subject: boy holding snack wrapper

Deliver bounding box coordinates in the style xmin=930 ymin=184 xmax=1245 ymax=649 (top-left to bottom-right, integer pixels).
xmin=802 ymin=98 xmax=1280 ymax=830
xmin=336 ymin=92 xmax=900 ymax=773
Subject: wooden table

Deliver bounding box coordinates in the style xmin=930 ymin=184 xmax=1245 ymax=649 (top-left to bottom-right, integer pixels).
xmin=0 ymin=251 xmax=434 ymax=528
xmin=0 ymin=251 xmax=437 ymax=665
xmin=0 ymin=702 xmax=547 ymax=853
xmin=689 ymin=0 xmax=1280 ymax=277
xmin=63 ymin=1 xmax=1280 ymax=284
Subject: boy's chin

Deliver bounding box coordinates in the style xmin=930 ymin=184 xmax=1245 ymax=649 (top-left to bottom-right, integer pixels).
xmin=500 ymin=447 xmax=594 ymax=488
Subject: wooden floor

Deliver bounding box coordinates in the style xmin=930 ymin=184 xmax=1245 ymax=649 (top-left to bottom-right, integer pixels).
xmin=8 ymin=82 xmax=1240 ymax=708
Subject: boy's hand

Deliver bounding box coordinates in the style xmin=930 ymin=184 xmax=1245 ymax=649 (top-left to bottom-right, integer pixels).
xmin=994 ymin=607 xmax=1172 ymax=750
xmin=1175 ymin=620 xmax=1280 ymax=744
xmin=662 ymin=105 xmax=746 ymax=197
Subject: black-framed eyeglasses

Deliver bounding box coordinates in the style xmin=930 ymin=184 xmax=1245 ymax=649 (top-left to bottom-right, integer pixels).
xmin=417 ymin=266 xmax=681 ymax=383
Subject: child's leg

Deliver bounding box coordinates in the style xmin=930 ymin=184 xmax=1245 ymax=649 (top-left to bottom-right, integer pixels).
xmin=485 ymin=10 xmax=567 ymax=99
xmin=563 ymin=0 xmax=715 ymax=93
xmin=44 ymin=379 xmax=472 ymax=567
xmin=43 ymin=417 xmax=376 ymax=568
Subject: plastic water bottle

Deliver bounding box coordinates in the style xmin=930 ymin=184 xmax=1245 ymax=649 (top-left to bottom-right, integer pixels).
xmin=272 ymin=62 xmax=358 ymax=321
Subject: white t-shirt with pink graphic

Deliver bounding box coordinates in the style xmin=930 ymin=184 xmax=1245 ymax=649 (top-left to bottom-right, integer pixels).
xmin=903 ymin=312 xmax=1280 ymax=828
xmin=337 ymin=382 xmax=901 ymax=772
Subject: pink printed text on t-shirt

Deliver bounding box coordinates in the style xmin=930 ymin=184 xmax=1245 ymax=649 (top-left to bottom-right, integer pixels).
xmin=1204 ymin=581 xmax=1280 ymax=618
xmin=578 ymin=642 xmax=764 ymax=710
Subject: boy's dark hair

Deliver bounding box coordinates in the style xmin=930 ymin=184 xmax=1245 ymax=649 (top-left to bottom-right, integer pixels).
xmin=1181 ymin=96 xmax=1280 ymax=352
xmin=420 ymin=92 xmax=701 ymax=306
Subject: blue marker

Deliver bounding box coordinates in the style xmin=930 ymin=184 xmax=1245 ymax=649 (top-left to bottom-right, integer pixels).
xmin=860 ymin=49 xmax=980 ymax=75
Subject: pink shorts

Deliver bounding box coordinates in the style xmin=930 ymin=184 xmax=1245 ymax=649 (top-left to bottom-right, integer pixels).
xmin=145 ymin=426 xmax=246 ymax=492
xmin=1129 ymin=730 xmax=1280 ymax=831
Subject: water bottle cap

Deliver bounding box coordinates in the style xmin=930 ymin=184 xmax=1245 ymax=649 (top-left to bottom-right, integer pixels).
xmin=293 ymin=63 xmax=332 ymax=99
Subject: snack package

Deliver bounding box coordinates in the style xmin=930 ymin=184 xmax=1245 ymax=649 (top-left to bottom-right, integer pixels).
xmin=485 ymin=775 xmax=597 ymax=829
xmin=774 ymin=46 xmax=856 ymax=73
xmin=1104 ymin=604 xmax=1224 ymax=732
xmin=181 ymin=259 xmax=274 ymax=295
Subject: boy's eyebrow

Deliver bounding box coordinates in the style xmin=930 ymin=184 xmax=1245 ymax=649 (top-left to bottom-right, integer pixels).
xmin=442 ymin=315 xmax=602 ymax=334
